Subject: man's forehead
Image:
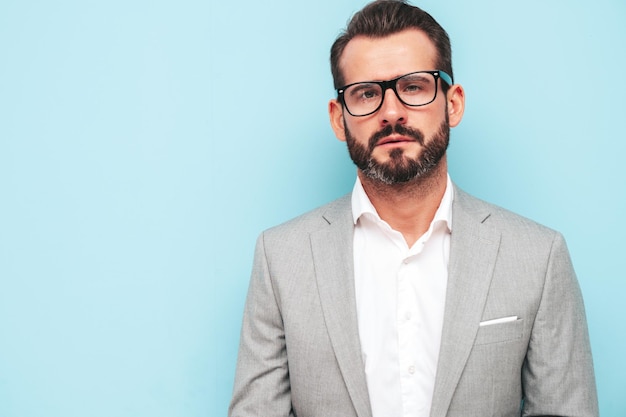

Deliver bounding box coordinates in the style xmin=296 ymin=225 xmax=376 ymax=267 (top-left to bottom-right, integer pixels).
xmin=339 ymin=29 xmax=438 ymax=82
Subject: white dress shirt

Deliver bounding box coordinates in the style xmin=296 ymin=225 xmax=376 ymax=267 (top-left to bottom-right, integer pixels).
xmin=351 ymin=175 xmax=453 ymax=417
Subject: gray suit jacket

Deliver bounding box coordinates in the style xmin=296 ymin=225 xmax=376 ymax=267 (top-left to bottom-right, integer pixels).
xmin=229 ymin=186 xmax=598 ymax=417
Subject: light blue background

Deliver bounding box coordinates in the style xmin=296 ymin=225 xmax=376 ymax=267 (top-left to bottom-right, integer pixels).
xmin=1 ymin=0 xmax=624 ymax=416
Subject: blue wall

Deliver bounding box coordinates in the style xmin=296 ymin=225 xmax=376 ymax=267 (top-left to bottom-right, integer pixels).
xmin=1 ymin=0 xmax=624 ymax=416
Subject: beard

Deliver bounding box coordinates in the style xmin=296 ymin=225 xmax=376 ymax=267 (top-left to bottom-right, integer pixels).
xmin=344 ymin=118 xmax=450 ymax=185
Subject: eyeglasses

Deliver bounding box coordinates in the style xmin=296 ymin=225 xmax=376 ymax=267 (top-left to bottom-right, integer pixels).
xmin=337 ymin=70 xmax=453 ymax=117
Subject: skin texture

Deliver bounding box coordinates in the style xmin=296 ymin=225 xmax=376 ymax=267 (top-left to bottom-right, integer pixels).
xmin=328 ymin=29 xmax=465 ymax=246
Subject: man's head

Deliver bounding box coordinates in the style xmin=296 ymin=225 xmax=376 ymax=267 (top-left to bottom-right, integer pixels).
xmin=330 ymin=0 xmax=453 ymax=91
xmin=328 ymin=1 xmax=465 ymax=185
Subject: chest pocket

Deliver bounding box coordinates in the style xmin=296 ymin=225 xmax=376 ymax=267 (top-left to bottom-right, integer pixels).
xmin=474 ymin=318 xmax=524 ymax=345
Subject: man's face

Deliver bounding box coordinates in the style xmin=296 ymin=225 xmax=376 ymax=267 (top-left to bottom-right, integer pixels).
xmin=330 ymin=29 xmax=461 ymax=184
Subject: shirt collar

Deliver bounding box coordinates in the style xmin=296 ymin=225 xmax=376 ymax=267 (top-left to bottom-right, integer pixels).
xmin=351 ymin=174 xmax=454 ymax=233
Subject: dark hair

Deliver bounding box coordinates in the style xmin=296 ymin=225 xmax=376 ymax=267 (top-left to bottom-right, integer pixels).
xmin=330 ymin=0 xmax=453 ymax=91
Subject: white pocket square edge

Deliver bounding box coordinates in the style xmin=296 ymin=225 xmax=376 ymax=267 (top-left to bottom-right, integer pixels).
xmin=479 ymin=316 xmax=518 ymax=327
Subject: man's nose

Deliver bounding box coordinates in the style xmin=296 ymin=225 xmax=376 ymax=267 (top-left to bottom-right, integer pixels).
xmin=378 ymin=87 xmax=407 ymax=126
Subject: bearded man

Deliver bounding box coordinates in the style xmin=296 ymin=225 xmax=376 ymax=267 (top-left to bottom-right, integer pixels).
xmin=229 ymin=1 xmax=598 ymax=416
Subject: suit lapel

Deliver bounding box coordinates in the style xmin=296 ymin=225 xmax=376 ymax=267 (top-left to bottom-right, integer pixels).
xmin=310 ymin=198 xmax=373 ymax=417
xmin=430 ymin=188 xmax=501 ymax=417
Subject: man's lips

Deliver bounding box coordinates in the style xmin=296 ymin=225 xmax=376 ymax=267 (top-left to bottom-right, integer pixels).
xmin=376 ymin=135 xmax=416 ymax=146
xmin=367 ymin=124 xmax=425 ymax=150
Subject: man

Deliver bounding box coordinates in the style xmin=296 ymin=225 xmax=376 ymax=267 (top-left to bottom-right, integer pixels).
xmin=229 ymin=1 xmax=598 ymax=416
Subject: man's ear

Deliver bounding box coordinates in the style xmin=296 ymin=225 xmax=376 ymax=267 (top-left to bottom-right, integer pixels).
xmin=328 ymin=99 xmax=347 ymax=142
xmin=446 ymin=84 xmax=465 ymax=128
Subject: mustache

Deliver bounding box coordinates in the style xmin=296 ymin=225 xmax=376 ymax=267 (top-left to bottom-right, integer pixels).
xmin=368 ymin=124 xmax=425 ymax=151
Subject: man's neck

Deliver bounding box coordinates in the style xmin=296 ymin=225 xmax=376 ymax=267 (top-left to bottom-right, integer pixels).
xmin=358 ymin=157 xmax=448 ymax=247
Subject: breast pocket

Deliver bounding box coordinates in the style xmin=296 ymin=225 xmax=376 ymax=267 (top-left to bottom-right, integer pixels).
xmin=474 ymin=318 xmax=524 ymax=345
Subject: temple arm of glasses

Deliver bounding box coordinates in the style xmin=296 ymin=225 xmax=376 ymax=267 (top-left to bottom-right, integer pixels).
xmin=438 ymin=71 xmax=453 ymax=86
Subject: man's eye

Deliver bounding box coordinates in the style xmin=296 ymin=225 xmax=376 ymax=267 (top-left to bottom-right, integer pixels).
xmin=349 ymin=84 xmax=380 ymax=101
xmin=403 ymin=83 xmax=423 ymax=92
xmin=361 ymin=89 xmax=379 ymax=99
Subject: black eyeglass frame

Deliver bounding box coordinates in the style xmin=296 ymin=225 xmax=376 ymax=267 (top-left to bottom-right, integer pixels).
xmin=336 ymin=70 xmax=453 ymax=117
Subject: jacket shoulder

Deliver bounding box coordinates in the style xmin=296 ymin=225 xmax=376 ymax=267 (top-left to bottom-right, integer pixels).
xmin=454 ymin=186 xmax=559 ymax=239
xmin=261 ymin=194 xmax=352 ymax=242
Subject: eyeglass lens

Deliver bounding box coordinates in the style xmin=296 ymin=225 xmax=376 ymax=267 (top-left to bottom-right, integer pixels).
xmin=343 ymin=72 xmax=438 ymax=116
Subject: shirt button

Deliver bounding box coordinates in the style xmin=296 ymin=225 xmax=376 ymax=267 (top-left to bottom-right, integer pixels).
xmin=408 ymin=366 xmax=415 ymax=374
xmin=405 ymin=312 xmax=412 ymax=320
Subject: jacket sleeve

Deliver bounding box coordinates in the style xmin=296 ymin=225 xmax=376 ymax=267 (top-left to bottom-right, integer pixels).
xmin=228 ymin=233 xmax=294 ymax=417
xmin=521 ymin=232 xmax=599 ymax=417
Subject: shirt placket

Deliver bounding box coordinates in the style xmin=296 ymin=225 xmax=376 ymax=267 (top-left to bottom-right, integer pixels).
xmin=397 ymin=252 xmax=420 ymax=417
